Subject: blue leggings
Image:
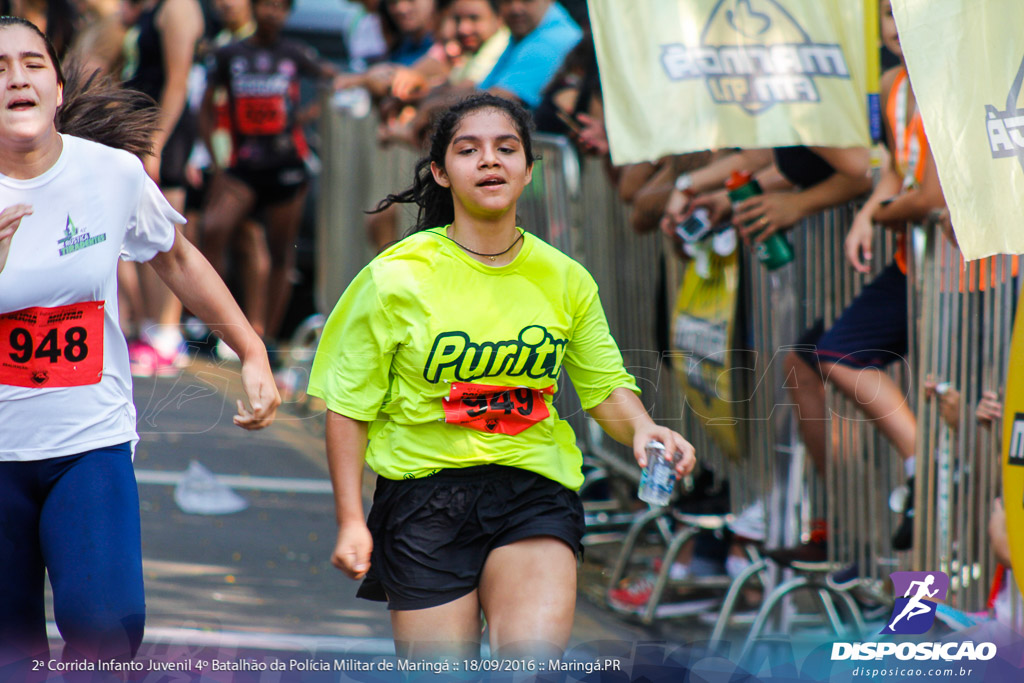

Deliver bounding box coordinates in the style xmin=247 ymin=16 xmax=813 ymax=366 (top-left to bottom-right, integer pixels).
xmin=0 ymin=443 xmax=144 ymax=670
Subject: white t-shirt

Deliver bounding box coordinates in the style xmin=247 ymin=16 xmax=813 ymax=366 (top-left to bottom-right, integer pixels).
xmin=0 ymin=134 xmax=182 ymax=461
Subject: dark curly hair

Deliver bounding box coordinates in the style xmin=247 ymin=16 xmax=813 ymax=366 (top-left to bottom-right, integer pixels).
xmin=370 ymin=93 xmax=537 ymax=234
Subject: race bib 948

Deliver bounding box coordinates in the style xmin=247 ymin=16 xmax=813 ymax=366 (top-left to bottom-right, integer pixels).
xmin=0 ymin=301 xmax=104 ymax=388
xmin=443 ymin=382 xmax=554 ymax=436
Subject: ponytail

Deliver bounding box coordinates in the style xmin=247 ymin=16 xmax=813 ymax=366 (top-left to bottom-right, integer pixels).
xmin=370 ymin=156 xmax=455 ymax=233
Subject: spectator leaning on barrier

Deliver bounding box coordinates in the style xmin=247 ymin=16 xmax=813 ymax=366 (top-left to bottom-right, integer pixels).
xmin=785 ymin=0 xmax=944 ymax=556
xmin=378 ymin=0 xmax=510 ymax=146
xmin=387 ymin=0 xmax=510 ymax=104
xmin=478 ymin=0 xmax=581 ymax=109
xmin=333 ymin=0 xmax=438 ymax=100
xmin=654 ymin=144 xmax=870 ymax=569
xmin=343 ymin=0 xmax=389 ymax=71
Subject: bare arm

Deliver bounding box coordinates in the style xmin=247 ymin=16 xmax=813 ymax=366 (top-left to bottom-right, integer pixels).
xmin=872 ymin=142 xmax=945 ymax=225
xmin=629 ymin=161 xmax=677 ymax=234
xmin=148 ymin=231 xmax=280 ymax=428
xmin=660 ymin=148 xmax=773 ymax=232
xmin=617 ymin=162 xmax=658 ymax=204
xmin=325 ymin=410 xmax=373 ymax=579
xmin=197 ymin=82 xmax=218 ymax=173
xmin=149 ymin=0 xmax=204 ymax=178
xmin=587 ymin=387 xmax=696 ymax=477
xmin=733 ymin=147 xmax=873 ymax=243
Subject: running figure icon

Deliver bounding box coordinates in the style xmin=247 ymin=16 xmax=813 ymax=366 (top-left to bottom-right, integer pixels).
xmin=889 ymin=574 xmax=940 ymax=631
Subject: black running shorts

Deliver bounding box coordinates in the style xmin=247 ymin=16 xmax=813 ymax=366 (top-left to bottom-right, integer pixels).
xmin=358 ymin=465 xmax=585 ymax=611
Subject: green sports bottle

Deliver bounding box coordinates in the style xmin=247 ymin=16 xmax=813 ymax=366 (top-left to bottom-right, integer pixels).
xmin=726 ymin=170 xmax=794 ymax=270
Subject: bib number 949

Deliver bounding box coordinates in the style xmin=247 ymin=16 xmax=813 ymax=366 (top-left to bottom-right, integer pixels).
xmin=443 ymin=382 xmax=554 ymax=436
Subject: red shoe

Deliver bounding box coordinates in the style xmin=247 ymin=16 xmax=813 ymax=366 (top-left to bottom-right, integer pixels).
xmin=608 ymin=574 xmax=655 ymax=608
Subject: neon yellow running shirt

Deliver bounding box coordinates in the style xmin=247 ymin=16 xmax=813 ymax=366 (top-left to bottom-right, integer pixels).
xmin=307 ymin=227 xmax=639 ymax=490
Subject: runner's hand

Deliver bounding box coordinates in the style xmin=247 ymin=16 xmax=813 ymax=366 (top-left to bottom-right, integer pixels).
xmin=633 ymin=426 xmax=697 ymax=478
xmin=0 ymin=204 xmax=32 ymax=273
xmin=234 ymin=352 xmax=281 ymax=430
xmin=332 ymin=521 xmax=373 ymax=580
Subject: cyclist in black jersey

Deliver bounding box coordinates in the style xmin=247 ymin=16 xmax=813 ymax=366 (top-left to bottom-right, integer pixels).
xmin=199 ymin=0 xmax=337 ymax=343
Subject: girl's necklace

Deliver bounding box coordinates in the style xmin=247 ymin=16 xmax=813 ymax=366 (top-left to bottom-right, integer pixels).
xmin=443 ymin=229 xmax=523 ymax=261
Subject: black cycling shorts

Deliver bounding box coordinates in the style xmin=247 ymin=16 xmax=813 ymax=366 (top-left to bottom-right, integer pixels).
xmin=358 ymin=464 xmax=585 ymax=611
xmin=226 ymin=162 xmax=309 ymax=210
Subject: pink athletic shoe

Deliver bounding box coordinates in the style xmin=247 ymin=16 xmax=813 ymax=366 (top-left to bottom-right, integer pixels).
xmin=128 ymin=340 xmax=158 ymax=378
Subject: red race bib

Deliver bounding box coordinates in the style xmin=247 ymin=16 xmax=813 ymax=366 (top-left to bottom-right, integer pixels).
xmin=443 ymin=382 xmax=554 ymax=436
xmin=235 ymin=96 xmax=287 ymax=136
xmin=0 ymin=301 xmax=104 ymax=388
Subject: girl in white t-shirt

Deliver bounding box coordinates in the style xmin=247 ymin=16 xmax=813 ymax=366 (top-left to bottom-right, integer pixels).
xmin=0 ymin=17 xmax=279 ymax=672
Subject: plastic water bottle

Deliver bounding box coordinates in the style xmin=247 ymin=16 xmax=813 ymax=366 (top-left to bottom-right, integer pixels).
xmin=638 ymin=441 xmax=677 ymax=506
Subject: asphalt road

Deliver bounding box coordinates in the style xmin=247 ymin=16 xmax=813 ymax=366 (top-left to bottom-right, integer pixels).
xmin=43 ymin=357 xmax=661 ymax=675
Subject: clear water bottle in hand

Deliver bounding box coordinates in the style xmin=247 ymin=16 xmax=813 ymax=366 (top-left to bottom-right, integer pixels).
xmin=638 ymin=440 xmax=678 ymax=506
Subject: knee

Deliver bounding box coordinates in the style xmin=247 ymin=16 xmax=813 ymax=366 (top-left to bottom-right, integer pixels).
xmin=785 ymin=351 xmax=820 ymax=390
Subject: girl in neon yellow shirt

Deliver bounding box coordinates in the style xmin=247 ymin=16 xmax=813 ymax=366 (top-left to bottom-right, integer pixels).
xmin=308 ymin=93 xmax=696 ymax=661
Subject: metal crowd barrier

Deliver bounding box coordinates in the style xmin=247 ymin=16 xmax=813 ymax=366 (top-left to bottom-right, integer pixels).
xmin=313 ymin=97 xmax=1021 ymax=641
xmin=735 ymin=207 xmax=903 ymax=658
xmin=908 ymin=225 xmax=1019 ymax=616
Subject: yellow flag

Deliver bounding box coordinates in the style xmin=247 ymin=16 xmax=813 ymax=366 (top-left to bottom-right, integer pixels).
xmin=892 ymin=0 xmax=1024 ymax=259
xmin=589 ymin=0 xmax=871 ymax=165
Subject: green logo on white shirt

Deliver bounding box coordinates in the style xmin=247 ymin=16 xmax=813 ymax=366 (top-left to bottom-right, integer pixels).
xmin=58 ymin=215 xmax=106 ymax=256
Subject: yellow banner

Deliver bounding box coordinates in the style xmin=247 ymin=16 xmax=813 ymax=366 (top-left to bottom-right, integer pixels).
xmin=892 ymin=0 xmax=1024 ymax=259
xmin=672 ymin=246 xmax=742 ymax=460
xmin=589 ymin=0 xmax=871 ymax=164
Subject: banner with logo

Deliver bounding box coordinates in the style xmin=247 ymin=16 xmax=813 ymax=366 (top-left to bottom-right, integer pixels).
xmin=588 ymin=0 xmax=872 ymax=165
xmin=892 ymin=0 xmax=1024 ymax=260
xmin=672 ymin=243 xmax=742 ymax=460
